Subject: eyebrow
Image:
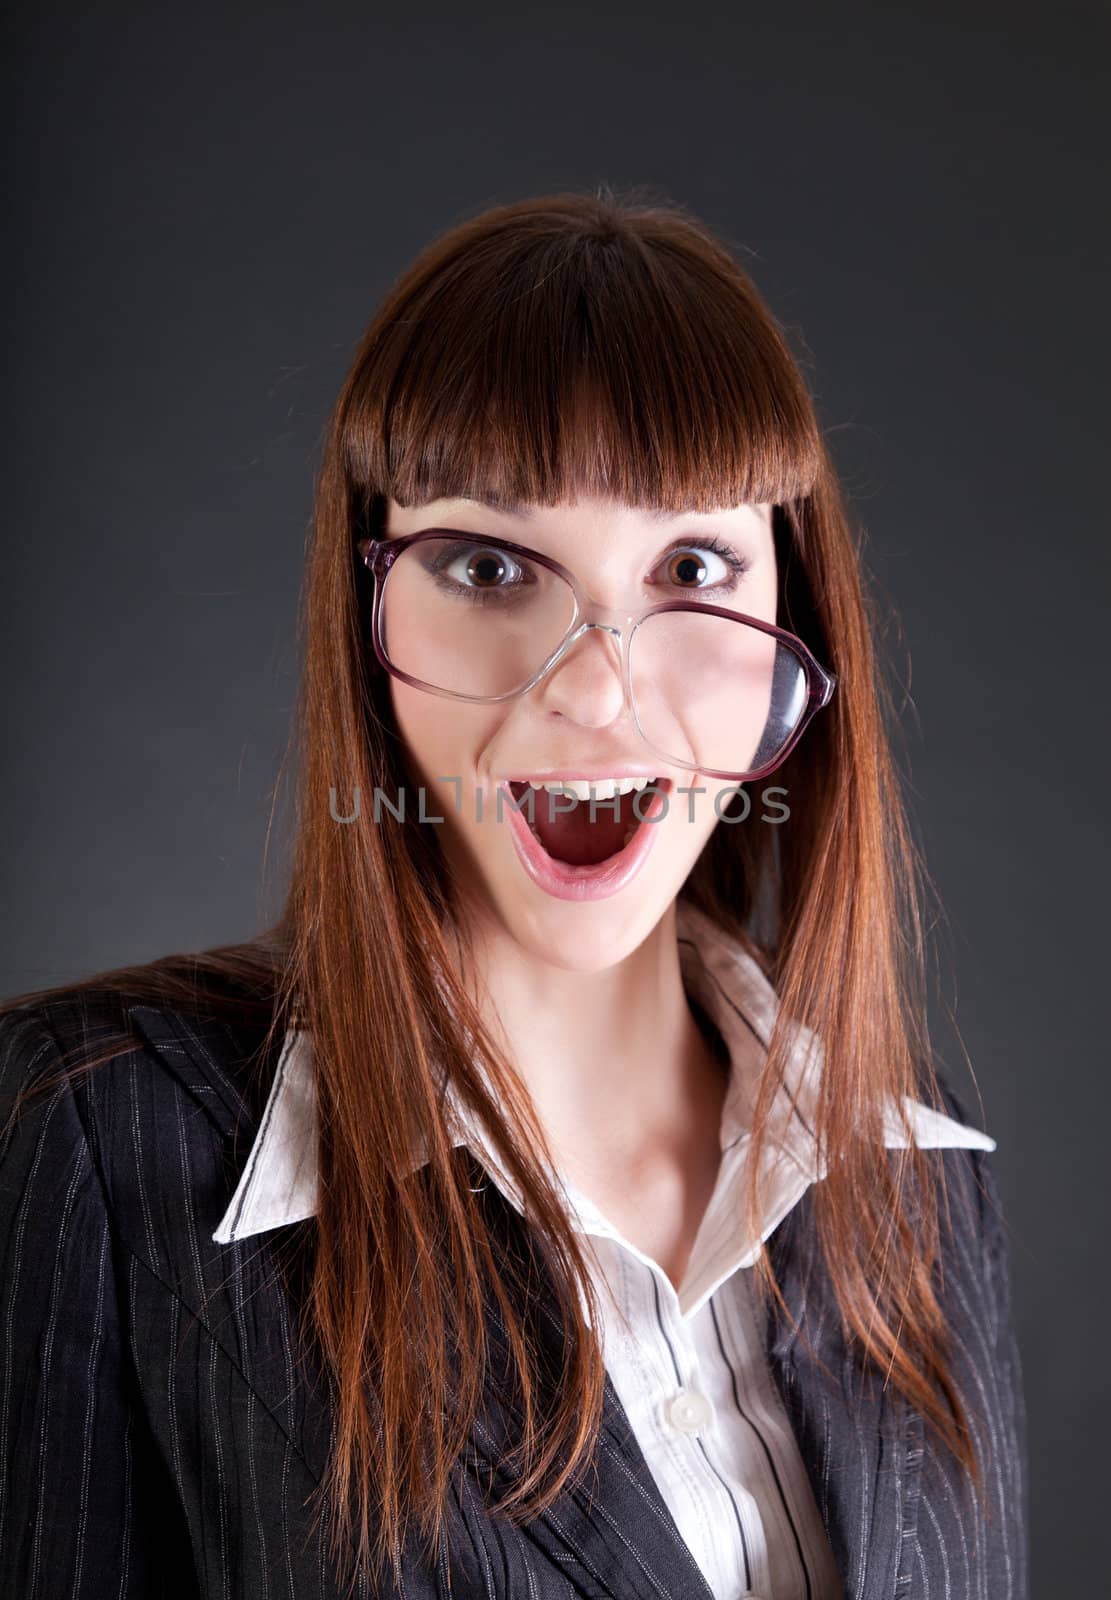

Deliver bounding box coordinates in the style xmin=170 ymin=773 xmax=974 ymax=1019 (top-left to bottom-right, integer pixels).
xmin=469 ymin=496 xmax=534 ymax=518
xmin=445 ymin=497 xmax=692 ymax=522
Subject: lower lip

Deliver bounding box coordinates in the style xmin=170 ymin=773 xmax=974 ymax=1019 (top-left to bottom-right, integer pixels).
xmin=497 ymin=779 xmax=671 ymax=903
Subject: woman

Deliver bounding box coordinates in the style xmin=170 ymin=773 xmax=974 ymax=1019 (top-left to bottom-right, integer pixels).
xmin=0 ymin=190 xmax=1027 ymax=1599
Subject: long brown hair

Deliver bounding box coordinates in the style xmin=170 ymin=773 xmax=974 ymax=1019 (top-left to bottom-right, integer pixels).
xmin=3 ymin=186 xmax=987 ymax=1592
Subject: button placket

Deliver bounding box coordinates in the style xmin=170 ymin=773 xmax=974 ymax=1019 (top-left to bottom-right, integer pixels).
xmin=655 ymin=1274 xmax=719 ymax=1440
xmin=645 ymin=1265 xmax=733 ymax=1585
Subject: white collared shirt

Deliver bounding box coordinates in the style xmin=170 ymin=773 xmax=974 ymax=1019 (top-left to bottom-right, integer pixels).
xmin=213 ymin=899 xmax=996 ymax=1600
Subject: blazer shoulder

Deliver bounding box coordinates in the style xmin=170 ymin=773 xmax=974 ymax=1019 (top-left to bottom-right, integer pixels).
xmin=0 ymin=1001 xmax=127 ymax=1265
xmin=917 ymin=1063 xmax=1010 ymax=1269
xmin=0 ymin=991 xmax=136 ymax=1123
xmin=0 ymin=986 xmax=277 ymax=1155
xmin=1 ymin=990 xmax=283 ymax=1292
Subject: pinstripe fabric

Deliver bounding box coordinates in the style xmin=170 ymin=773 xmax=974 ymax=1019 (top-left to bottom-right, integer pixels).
xmin=207 ymin=900 xmax=1002 ymax=1600
xmin=0 ymin=972 xmax=1028 ymax=1597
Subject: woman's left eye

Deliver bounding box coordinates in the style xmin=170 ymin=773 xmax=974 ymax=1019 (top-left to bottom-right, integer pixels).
xmin=655 ymin=540 xmax=751 ymax=592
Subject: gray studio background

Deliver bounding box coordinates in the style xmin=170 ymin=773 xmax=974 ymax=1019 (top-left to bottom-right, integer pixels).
xmin=7 ymin=2 xmax=1108 ymax=1586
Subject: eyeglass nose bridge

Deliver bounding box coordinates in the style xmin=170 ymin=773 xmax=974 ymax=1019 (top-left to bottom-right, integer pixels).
xmin=560 ymin=584 xmax=652 ymax=651
xmin=530 ymin=614 xmax=633 ymax=700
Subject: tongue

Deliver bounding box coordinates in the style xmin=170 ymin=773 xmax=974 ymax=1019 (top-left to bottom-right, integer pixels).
xmin=526 ymin=787 xmax=639 ymax=867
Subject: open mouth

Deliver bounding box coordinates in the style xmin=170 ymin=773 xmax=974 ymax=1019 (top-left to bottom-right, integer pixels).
xmin=505 ymin=778 xmax=668 ymax=868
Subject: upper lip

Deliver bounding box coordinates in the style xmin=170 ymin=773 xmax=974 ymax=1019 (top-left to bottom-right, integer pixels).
xmin=499 ymin=769 xmax=670 ymax=784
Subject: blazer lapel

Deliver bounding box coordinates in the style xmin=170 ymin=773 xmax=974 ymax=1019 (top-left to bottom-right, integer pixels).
xmin=762 ymin=1183 xmax=922 ymax=1599
xmin=126 ymin=1003 xmax=342 ymax=1488
xmin=126 ymin=1001 xmax=267 ymax=1142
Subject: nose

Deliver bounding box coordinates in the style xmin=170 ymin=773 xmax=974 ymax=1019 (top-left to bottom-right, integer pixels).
xmin=533 ymin=622 xmax=628 ymax=729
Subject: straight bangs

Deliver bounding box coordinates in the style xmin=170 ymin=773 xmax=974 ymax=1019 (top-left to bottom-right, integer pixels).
xmin=340 ymin=198 xmax=824 ymax=518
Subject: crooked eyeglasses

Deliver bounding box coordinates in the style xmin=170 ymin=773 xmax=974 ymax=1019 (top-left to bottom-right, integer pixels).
xmin=357 ymin=528 xmax=836 ymax=783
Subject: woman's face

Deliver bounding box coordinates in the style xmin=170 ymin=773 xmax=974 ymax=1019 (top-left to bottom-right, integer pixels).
xmin=381 ymin=495 xmax=777 ymax=972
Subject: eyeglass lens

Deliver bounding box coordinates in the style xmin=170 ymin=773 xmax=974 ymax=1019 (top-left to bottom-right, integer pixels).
xmin=378 ymin=536 xmax=810 ymax=776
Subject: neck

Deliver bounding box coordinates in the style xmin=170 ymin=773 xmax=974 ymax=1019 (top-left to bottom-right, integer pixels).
xmin=441 ymin=900 xmax=729 ymax=1179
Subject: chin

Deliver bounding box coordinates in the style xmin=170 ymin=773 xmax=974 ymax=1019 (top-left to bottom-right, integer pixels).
xmin=494 ymin=887 xmax=675 ymax=972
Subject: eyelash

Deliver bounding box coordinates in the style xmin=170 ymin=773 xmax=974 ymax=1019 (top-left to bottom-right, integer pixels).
xmin=427 ymin=534 xmax=752 ymax=605
xmin=657 ymin=535 xmax=752 ymax=593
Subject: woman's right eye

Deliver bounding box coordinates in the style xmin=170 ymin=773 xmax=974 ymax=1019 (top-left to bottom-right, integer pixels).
xmin=425 ymin=543 xmax=537 ymax=602
xmin=443 ymin=545 xmax=523 ymax=589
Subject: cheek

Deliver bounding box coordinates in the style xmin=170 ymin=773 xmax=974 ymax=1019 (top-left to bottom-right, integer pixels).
xmin=387 ymin=686 xmax=468 ymax=803
xmin=389 ymin=683 xmax=500 ymax=795
xmin=389 ymin=684 xmax=435 ymax=772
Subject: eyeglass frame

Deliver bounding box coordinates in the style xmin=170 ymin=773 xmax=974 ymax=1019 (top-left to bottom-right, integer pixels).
xmin=356 ymin=527 xmax=838 ymax=784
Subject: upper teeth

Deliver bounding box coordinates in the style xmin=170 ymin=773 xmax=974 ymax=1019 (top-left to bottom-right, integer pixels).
xmin=525 ymin=777 xmax=655 ymax=801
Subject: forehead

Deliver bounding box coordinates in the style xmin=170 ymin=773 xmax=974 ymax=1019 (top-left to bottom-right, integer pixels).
xmin=385 ymin=494 xmax=773 ymax=530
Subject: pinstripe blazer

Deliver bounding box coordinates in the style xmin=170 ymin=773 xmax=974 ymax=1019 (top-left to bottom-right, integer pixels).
xmin=0 ymin=991 xmax=1028 ymax=1599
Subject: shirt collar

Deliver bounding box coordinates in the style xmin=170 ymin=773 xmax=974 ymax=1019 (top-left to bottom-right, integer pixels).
xmin=212 ymin=899 xmax=995 ymax=1316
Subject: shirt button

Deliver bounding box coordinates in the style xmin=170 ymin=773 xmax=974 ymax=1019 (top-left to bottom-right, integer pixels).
xmin=665 ymin=1388 xmax=714 ymax=1434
